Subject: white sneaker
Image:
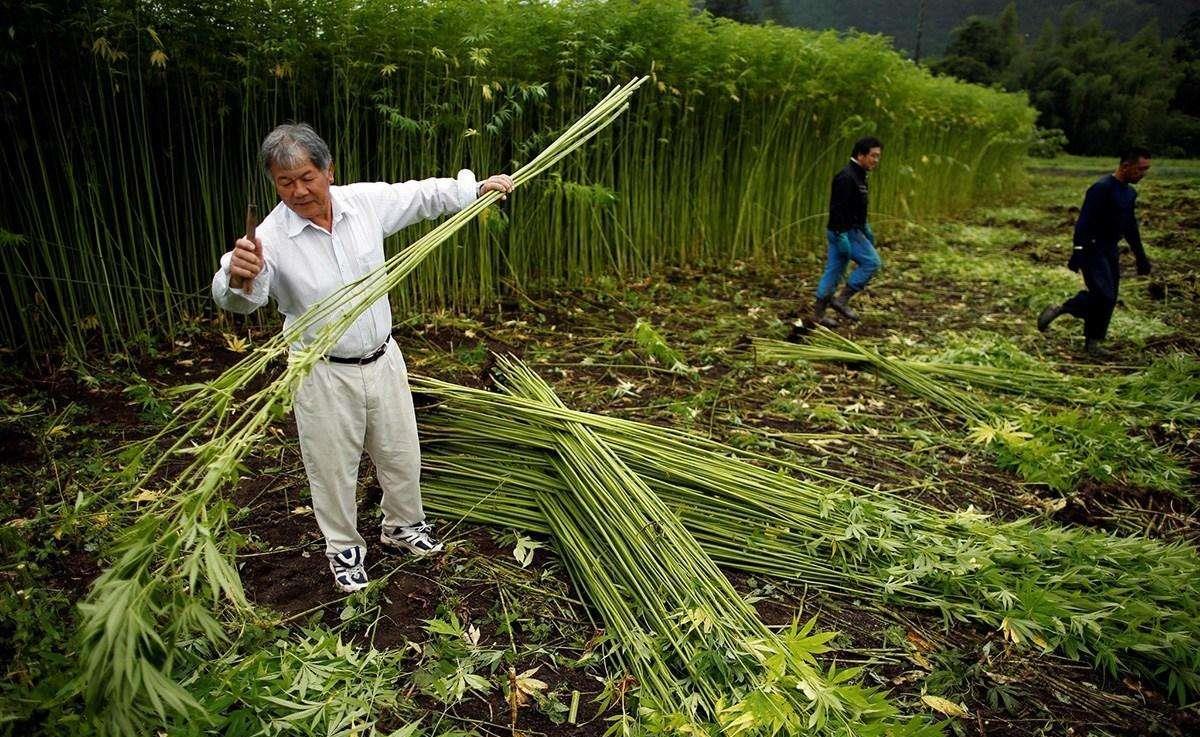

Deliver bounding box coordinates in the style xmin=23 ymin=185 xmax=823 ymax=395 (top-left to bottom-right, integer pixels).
xmin=329 ymin=546 xmax=369 ymax=592
xmin=380 ymin=521 xmax=444 ymax=556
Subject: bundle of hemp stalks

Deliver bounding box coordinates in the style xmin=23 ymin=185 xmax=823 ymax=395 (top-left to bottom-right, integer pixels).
xmin=470 ymin=357 xmax=937 ymax=736
xmin=412 ymin=367 xmax=1200 ymax=704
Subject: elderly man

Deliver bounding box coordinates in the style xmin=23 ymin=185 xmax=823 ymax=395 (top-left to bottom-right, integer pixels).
xmin=212 ymin=123 xmax=513 ymax=592
xmin=1037 ymin=147 xmax=1153 ymax=357
xmin=812 ymin=136 xmax=883 ymax=329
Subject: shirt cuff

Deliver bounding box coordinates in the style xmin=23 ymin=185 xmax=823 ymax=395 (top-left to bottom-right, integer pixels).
xmin=216 ymin=251 xmax=270 ymax=304
xmin=456 ymin=169 xmax=479 ymax=211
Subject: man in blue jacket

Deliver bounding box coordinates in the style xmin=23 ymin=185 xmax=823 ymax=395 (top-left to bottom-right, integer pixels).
xmin=1037 ymin=147 xmax=1153 ymax=356
xmin=813 ymin=137 xmax=883 ymax=328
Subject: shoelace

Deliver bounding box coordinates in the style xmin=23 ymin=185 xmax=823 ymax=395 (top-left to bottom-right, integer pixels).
xmin=403 ymin=522 xmax=433 ymax=538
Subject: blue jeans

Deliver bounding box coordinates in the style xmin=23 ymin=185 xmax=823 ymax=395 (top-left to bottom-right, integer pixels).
xmin=816 ymin=228 xmax=881 ymax=299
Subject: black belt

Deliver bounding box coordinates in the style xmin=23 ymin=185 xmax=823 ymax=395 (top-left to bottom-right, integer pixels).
xmin=326 ymin=342 xmax=388 ymax=365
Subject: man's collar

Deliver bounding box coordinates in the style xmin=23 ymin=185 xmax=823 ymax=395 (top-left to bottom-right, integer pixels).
xmin=283 ymin=206 xmax=308 ymax=237
xmin=849 ymin=158 xmax=866 ymax=172
xmin=283 ymin=187 xmax=356 ymax=237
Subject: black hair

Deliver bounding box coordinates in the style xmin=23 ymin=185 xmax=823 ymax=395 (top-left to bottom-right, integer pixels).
xmin=1119 ymin=146 xmax=1152 ymax=164
xmin=852 ymin=136 xmax=883 ymax=158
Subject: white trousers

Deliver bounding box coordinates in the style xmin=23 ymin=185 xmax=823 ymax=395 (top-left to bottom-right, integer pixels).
xmin=293 ymin=339 xmax=424 ymax=560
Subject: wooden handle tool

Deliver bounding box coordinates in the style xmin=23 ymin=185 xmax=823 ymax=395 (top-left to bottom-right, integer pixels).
xmin=230 ymin=203 xmax=258 ymax=291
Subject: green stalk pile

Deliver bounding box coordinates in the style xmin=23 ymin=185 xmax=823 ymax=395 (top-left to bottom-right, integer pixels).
xmin=412 ymin=370 xmax=1200 ymax=704
xmin=76 ymin=81 xmax=646 ymax=734
xmin=485 ymin=357 xmax=935 ymax=735
xmin=753 ymin=330 xmax=1189 ymax=494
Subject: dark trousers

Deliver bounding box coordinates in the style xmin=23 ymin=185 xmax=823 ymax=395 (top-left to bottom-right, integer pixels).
xmin=1062 ymin=246 xmax=1119 ymax=340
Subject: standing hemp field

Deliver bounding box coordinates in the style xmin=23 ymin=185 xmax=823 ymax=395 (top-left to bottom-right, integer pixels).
xmin=0 ymin=0 xmax=1034 ymax=357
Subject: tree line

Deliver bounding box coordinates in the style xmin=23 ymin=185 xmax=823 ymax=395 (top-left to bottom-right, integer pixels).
xmin=931 ymin=4 xmax=1200 ymax=156
xmin=701 ymin=1 xmax=1199 ymax=157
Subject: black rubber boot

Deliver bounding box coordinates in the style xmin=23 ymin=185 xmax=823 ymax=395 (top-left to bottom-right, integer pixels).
xmin=1037 ymin=303 xmax=1065 ymax=332
xmin=813 ymin=296 xmax=839 ymax=328
xmin=1084 ymin=338 xmax=1111 ymax=359
xmin=831 ymin=286 xmax=860 ymax=321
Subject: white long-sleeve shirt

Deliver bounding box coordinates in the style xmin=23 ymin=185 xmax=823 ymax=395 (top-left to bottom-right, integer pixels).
xmin=212 ymin=171 xmax=478 ymax=358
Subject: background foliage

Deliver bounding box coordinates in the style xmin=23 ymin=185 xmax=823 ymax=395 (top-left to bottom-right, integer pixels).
xmin=929 ymin=5 xmax=1200 ymax=156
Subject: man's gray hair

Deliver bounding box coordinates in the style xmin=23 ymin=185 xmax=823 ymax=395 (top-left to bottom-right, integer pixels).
xmin=259 ymin=123 xmax=332 ymax=175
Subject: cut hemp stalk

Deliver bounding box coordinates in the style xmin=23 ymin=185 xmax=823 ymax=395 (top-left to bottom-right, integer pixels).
xmin=755 ymin=331 xmax=1200 ymax=422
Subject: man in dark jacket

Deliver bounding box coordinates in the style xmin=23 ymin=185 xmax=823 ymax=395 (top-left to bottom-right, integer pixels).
xmin=1037 ymin=147 xmax=1153 ymax=356
xmin=813 ymin=136 xmax=883 ymax=328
